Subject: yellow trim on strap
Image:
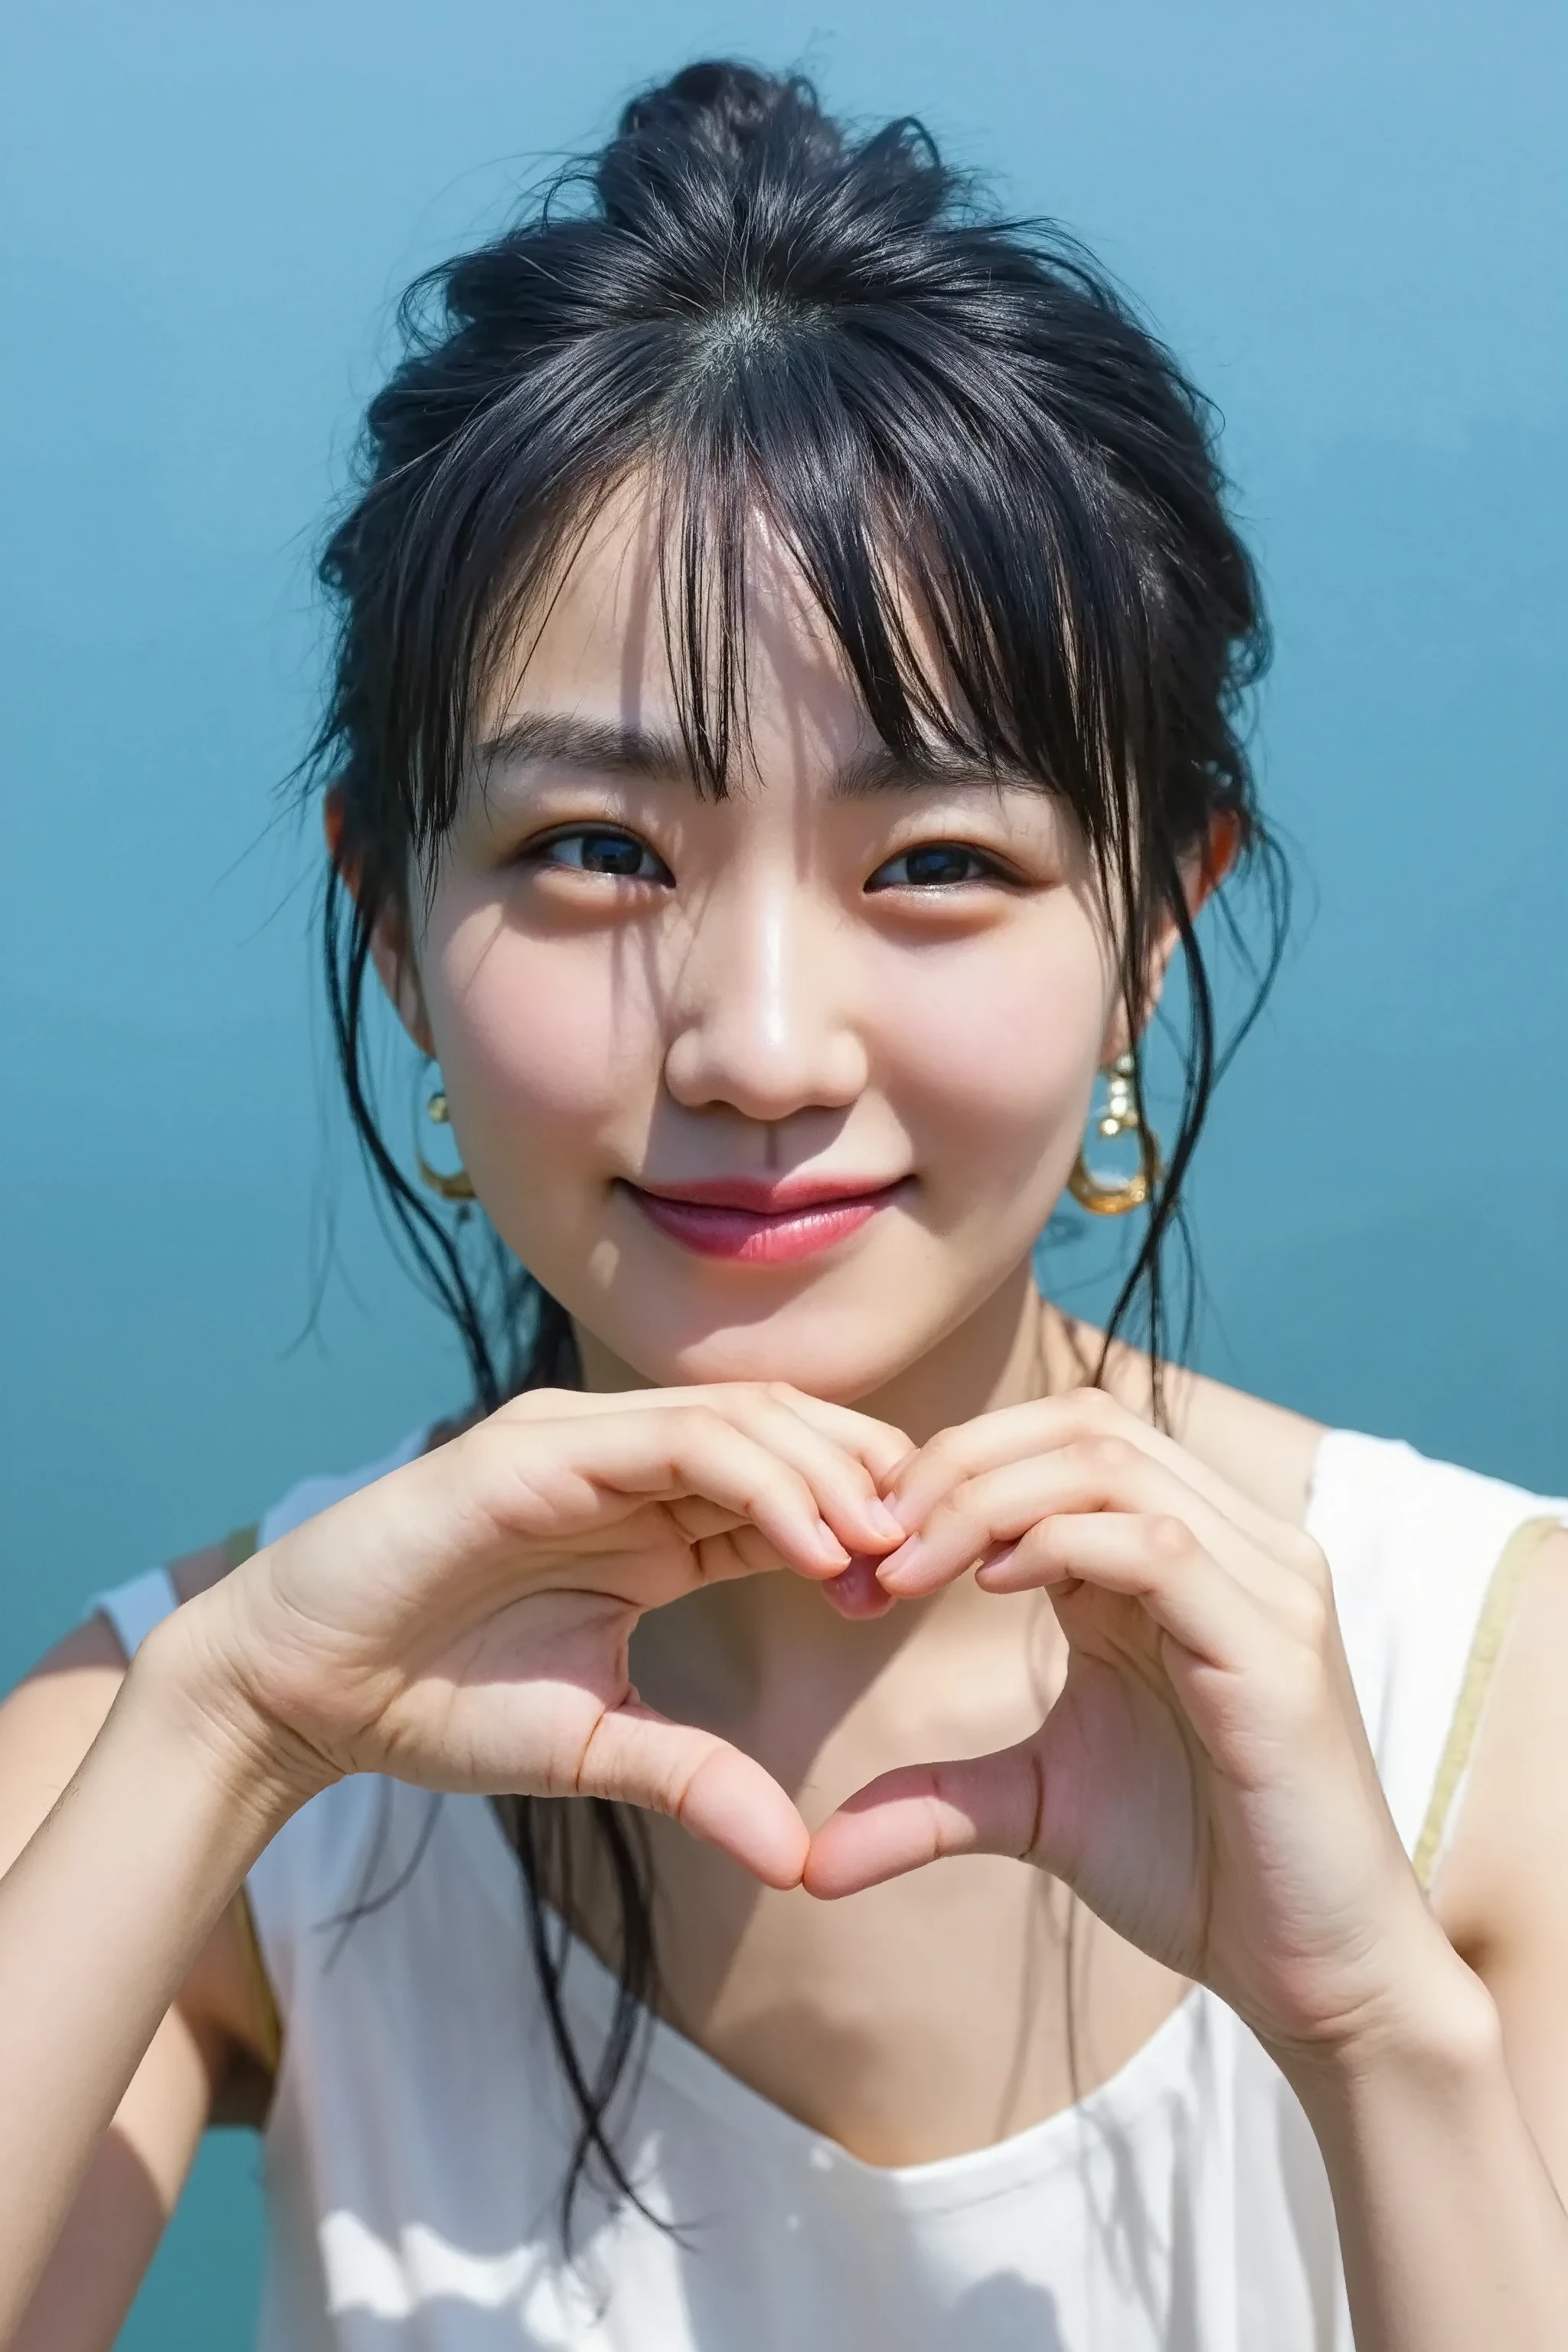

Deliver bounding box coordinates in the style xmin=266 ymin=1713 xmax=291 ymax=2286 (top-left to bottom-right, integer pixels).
xmin=234 ymin=1881 xmax=285 ymax=2076
xmin=1413 ymin=1515 xmax=1562 ymax=1891
xmin=221 ymin=1521 xmax=260 ymax=1575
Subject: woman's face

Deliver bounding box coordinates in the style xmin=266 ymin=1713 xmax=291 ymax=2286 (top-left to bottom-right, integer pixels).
xmin=394 ymin=488 xmax=1131 ymax=1406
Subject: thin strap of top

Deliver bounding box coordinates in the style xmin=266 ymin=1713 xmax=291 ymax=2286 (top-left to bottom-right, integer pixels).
xmin=88 ymin=1523 xmax=260 ymax=1661
xmin=93 ymin=1564 xmax=181 ymax=1661
xmin=1412 ymin=1513 xmax=1561 ymax=1888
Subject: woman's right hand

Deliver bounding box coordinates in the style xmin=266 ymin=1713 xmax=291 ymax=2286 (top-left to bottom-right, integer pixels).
xmin=168 ymin=1385 xmax=910 ymax=1886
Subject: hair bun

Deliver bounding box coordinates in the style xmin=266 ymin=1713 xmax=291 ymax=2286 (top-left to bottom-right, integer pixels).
xmin=614 ymin=60 xmax=836 ymax=169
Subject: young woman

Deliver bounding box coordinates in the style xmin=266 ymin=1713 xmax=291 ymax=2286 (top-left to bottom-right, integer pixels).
xmin=3 ymin=60 xmax=1566 ymax=2352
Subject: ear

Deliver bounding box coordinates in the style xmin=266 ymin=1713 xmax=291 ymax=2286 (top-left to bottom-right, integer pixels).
xmin=1099 ymin=811 xmax=1241 ymax=1064
xmin=323 ymin=789 xmax=434 ymax=1056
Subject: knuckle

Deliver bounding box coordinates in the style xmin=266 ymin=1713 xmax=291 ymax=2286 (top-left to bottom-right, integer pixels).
xmin=1084 ymin=1432 xmax=1135 ymax=1477
xmin=1289 ymin=1531 xmax=1333 ymax=1589
xmin=669 ymin=1400 xmax=723 ymax=1446
xmin=929 ymin=1475 xmax=980 ymax=1530
xmin=1066 ymin=1385 xmax=1119 ymax=1432
xmin=714 ymin=1383 xmax=760 ymax=1416
xmin=498 ymin=1386 xmax=567 ymax=1423
xmin=1282 ymin=1574 xmax=1332 ymax=1648
xmin=1147 ymin=1512 xmax=1196 ymax=1563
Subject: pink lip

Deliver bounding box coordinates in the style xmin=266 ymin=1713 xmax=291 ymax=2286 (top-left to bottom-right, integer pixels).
xmin=622 ymin=1174 xmax=907 ymax=1264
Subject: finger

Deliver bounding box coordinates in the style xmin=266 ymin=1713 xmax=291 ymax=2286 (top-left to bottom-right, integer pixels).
xmin=577 ymin=1703 xmax=808 ymax=1888
xmin=879 ymin=1397 xmax=1077 ymax=1533
xmin=718 ymin=1391 xmax=910 ymax=1560
xmin=884 ymin=1389 xmax=1310 ymax=1575
xmin=804 ymin=1744 xmax=1044 ymax=1900
xmin=474 ymin=1406 xmax=854 ymax=1583
xmin=593 ymin=1406 xmax=859 ymax=1580
xmin=500 ymin=1380 xmax=911 ymax=1488
xmin=975 ymin=1509 xmax=1268 ymax=1669
xmin=685 ymin=1530 xmax=900 ymax=1617
xmin=1055 ymin=1401 xmax=1322 ymax=1574
xmin=685 ymin=1521 xmax=892 ymax=1601
xmin=750 ymin=1387 xmax=914 ymax=1492
xmin=820 ymin=1557 xmax=898 ymax=1620
xmin=876 ymin=1392 xmax=1182 ymax=1531
xmin=498 ymin=1385 xmax=910 ymax=1563
xmin=877 ymin=1438 xmax=1269 ymax=1602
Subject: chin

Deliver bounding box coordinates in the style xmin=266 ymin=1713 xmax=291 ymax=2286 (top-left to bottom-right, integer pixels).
xmin=600 ymin=1302 xmax=926 ymax=1406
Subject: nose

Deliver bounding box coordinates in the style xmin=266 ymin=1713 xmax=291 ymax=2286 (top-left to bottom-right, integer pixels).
xmin=661 ymin=876 xmax=869 ymax=1122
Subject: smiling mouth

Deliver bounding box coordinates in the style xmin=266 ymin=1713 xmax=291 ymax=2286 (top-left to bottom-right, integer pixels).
xmin=620 ymin=1176 xmax=909 ymax=1264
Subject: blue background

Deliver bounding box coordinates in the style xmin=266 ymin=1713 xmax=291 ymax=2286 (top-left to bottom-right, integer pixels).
xmin=2 ymin=1 xmax=1563 ymax=2340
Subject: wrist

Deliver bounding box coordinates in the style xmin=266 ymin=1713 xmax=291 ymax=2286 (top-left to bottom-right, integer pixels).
xmin=132 ymin=1589 xmax=340 ymax=1840
xmin=1269 ymin=1928 xmax=1501 ymax=2118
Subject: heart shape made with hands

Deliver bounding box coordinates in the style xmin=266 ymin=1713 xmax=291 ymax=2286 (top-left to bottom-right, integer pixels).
xmin=776 ymin=1387 xmax=1168 ymax=1905
xmin=289 ymin=1374 xmax=1384 ymax=2043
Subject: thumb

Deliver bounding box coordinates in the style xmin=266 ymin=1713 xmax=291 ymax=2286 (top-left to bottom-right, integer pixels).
xmin=802 ymin=1742 xmax=1046 ymax=1900
xmin=579 ymin=1702 xmax=809 ymax=1890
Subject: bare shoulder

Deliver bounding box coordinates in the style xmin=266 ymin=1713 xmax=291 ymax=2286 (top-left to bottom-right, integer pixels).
xmin=0 ymin=1540 xmax=279 ymax=2093
xmin=0 ymin=1537 xmax=247 ymax=1793
xmin=171 ymin=1530 xmax=259 ymax=1603
xmin=1059 ymin=1315 xmax=1326 ymax=1525
xmin=1436 ymin=1525 xmax=1568 ymax=1964
xmin=0 ymin=1612 xmax=131 ymax=1813
xmin=1426 ymin=1525 xmax=1568 ymax=2177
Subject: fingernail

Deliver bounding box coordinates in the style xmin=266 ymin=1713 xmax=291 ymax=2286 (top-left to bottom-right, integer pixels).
xmin=875 ymin=1535 xmax=926 ymax=1592
xmin=973 ymin=1540 xmax=1019 ymax=1589
xmin=815 ymin=1523 xmax=851 ymax=1569
xmin=879 ymin=1485 xmax=919 ymax=1531
xmin=864 ymin=1498 xmax=906 ymax=1545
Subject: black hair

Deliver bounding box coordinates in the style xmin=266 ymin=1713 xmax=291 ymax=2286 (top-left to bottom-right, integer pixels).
xmin=307 ymin=58 xmax=1285 ymax=2239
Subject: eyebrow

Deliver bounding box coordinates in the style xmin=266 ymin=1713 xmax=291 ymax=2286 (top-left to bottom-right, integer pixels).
xmin=475 ymin=712 xmax=692 ymax=786
xmin=829 ymin=741 xmax=1021 ymax=799
xmin=474 ymin=710 xmax=1024 ymax=799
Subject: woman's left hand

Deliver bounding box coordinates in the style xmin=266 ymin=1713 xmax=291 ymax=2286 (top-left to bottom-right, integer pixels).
xmin=805 ymin=1388 xmax=1456 ymax=2063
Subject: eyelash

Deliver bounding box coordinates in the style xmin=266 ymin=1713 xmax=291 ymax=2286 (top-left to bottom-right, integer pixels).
xmin=523 ymin=828 xmax=1014 ymax=892
xmin=526 ymin=828 xmax=673 ymax=883
xmin=864 ymin=843 xmax=1012 ymax=891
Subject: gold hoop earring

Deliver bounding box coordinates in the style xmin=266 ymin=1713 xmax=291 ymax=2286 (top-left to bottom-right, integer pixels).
xmin=1067 ymin=1051 xmax=1162 ymax=1217
xmin=414 ymin=1079 xmax=476 ymax=1203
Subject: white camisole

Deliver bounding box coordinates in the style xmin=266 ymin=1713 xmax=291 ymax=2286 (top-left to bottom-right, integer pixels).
xmin=94 ymin=1426 xmax=1566 ymax=2351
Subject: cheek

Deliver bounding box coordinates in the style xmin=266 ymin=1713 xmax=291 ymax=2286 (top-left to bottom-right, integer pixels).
xmin=880 ymin=910 xmax=1109 ymax=1184
xmin=419 ymin=906 xmax=652 ymax=1158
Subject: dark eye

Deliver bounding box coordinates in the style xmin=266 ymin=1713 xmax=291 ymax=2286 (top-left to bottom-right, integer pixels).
xmin=867 ymin=842 xmax=1004 ymax=890
xmin=532 ymin=828 xmax=671 ymax=882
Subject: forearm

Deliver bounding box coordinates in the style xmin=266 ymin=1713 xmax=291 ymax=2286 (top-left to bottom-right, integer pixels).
xmin=0 ymin=1620 xmax=315 ymax=2341
xmin=1284 ymin=1955 xmax=1568 ymax=2352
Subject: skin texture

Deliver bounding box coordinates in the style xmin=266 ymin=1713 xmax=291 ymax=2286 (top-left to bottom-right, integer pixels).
xmin=4 ymin=486 xmax=1567 ymax=2350
xmin=389 ymin=490 xmax=1161 ymax=1423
